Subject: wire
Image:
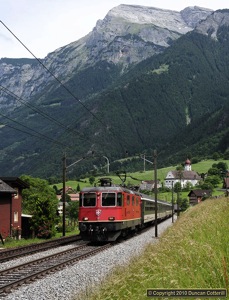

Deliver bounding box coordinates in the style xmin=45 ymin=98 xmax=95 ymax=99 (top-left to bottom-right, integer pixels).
xmin=1 ymin=20 xmax=146 ymax=180
xmin=0 ymin=20 xmax=127 ymax=152
xmin=0 ymin=21 xmax=108 ymax=127
xmin=0 ymin=84 xmax=86 ymax=141
xmin=0 ymin=112 xmax=66 ymax=147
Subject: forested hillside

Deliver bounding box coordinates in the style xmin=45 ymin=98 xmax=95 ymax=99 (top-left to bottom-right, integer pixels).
xmin=0 ymin=27 xmax=228 ymax=179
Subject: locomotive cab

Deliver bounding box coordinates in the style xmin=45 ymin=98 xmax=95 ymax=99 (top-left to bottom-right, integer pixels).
xmin=78 ymin=179 xmax=172 ymax=243
xmin=79 ymin=187 xmax=125 ymax=242
xmin=78 ymin=178 xmax=142 ymax=242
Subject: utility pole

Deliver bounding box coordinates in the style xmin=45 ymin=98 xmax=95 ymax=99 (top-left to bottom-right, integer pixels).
xmin=62 ymin=153 xmax=66 ymax=236
xmin=172 ymin=181 xmax=174 ymax=223
xmin=103 ymin=156 xmax=110 ymax=174
xmin=62 ymin=155 xmax=86 ymax=236
xmin=154 ymin=150 xmax=158 ymax=238
xmin=177 ymin=171 xmax=182 ymax=217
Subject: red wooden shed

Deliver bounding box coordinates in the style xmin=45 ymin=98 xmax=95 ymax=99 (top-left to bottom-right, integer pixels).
xmin=0 ymin=177 xmax=29 ymax=239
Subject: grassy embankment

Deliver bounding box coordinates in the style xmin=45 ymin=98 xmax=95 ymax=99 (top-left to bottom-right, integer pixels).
xmin=80 ymin=197 xmax=229 ymax=300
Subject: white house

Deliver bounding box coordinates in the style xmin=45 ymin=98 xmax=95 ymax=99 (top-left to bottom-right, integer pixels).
xmin=165 ymin=159 xmax=201 ymax=189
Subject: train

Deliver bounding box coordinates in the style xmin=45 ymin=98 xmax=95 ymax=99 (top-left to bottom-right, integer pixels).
xmin=78 ymin=178 xmax=173 ymax=242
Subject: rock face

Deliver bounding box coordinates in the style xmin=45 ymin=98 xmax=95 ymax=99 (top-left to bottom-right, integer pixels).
xmin=0 ymin=5 xmax=214 ymax=111
xmin=195 ymin=9 xmax=229 ymax=39
xmin=180 ymin=6 xmax=213 ymax=27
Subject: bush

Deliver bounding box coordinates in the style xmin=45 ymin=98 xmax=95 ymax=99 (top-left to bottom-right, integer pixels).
xmin=37 ymin=223 xmax=55 ymax=239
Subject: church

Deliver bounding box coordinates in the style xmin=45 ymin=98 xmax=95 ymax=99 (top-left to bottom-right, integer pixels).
xmin=164 ymin=159 xmax=201 ymax=189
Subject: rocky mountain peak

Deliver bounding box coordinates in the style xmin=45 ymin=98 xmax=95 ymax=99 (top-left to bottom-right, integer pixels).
xmin=102 ymin=4 xmax=191 ymax=35
xmin=89 ymin=5 xmax=212 ymax=67
xmin=105 ymin=4 xmax=213 ymax=32
xmin=0 ymin=5 xmax=219 ymax=112
xmin=195 ymin=9 xmax=229 ymax=39
xmin=180 ymin=6 xmax=213 ymax=27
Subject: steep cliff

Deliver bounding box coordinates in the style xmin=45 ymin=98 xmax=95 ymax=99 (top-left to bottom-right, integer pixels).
xmin=0 ymin=5 xmax=212 ymax=112
xmin=1 ymin=6 xmax=228 ymax=178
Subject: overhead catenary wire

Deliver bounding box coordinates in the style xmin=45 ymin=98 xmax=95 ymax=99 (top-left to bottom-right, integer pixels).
xmin=0 ymin=21 xmax=109 ymax=129
xmin=0 ymin=85 xmax=95 ymax=176
xmin=0 ymin=111 xmax=66 ymax=147
xmin=0 ymin=84 xmax=86 ymax=141
xmin=0 ymin=20 xmax=128 ymax=153
xmin=1 ymin=19 xmax=149 ymax=181
xmin=0 ymin=86 xmax=98 ymax=176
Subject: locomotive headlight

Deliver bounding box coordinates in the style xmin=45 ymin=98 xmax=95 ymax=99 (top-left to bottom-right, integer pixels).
xmin=108 ymin=217 xmax=115 ymax=221
xmin=83 ymin=217 xmax=89 ymax=221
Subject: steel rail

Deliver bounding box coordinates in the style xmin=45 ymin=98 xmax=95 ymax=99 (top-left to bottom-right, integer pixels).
xmin=0 ymin=242 xmax=111 ymax=296
xmin=0 ymin=235 xmax=81 ymax=263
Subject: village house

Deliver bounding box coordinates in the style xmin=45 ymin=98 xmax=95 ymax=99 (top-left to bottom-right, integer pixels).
xmin=139 ymin=180 xmax=161 ymax=191
xmin=223 ymin=173 xmax=229 ymax=196
xmin=57 ymin=186 xmax=79 ymax=215
xmin=164 ymin=159 xmax=201 ymax=189
xmin=0 ymin=177 xmax=29 ymax=239
xmin=188 ymin=189 xmax=211 ymax=205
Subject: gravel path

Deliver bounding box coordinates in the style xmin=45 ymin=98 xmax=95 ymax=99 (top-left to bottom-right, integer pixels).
xmin=2 ymin=217 xmax=175 ymax=300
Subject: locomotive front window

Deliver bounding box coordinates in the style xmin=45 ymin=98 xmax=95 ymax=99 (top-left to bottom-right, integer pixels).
xmin=136 ymin=197 xmax=139 ymax=206
xmin=79 ymin=193 xmax=83 ymax=207
xmin=102 ymin=193 xmax=116 ymax=206
xmin=117 ymin=193 xmax=123 ymax=206
xmin=132 ymin=196 xmax=135 ymax=206
xmin=83 ymin=193 xmax=96 ymax=207
xmin=127 ymin=195 xmax=130 ymax=205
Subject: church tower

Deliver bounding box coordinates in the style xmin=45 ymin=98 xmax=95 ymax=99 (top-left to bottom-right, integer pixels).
xmin=184 ymin=159 xmax=191 ymax=171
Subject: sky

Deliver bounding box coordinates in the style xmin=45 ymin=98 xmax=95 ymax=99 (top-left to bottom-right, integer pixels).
xmin=0 ymin=0 xmax=228 ymax=59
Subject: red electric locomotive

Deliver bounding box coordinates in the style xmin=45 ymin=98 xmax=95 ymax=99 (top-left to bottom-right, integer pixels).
xmin=79 ymin=178 xmax=172 ymax=242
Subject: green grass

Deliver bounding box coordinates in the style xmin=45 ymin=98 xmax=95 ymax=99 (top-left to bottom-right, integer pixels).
xmin=191 ymin=159 xmax=228 ymax=174
xmin=82 ymin=197 xmax=229 ymax=300
xmin=1 ymin=229 xmax=79 ymax=249
xmin=1 ymin=237 xmax=50 ymax=249
xmin=53 ymin=159 xmax=229 ymax=189
xmin=52 ymin=159 xmax=229 ymax=201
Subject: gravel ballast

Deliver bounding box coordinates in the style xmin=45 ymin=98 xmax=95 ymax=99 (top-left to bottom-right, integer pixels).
xmin=2 ymin=217 xmax=175 ymax=300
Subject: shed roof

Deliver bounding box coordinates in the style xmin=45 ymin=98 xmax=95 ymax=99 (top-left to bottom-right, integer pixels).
xmin=0 ymin=177 xmax=29 ymax=189
xmin=188 ymin=189 xmax=211 ymax=197
xmin=0 ymin=179 xmax=17 ymax=194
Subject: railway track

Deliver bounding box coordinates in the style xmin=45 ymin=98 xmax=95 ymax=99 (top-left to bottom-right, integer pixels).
xmin=0 ymin=235 xmax=81 ymax=263
xmin=0 ymin=242 xmax=112 ymax=297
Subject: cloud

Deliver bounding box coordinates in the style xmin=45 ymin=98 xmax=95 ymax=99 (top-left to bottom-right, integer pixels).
xmin=0 ymin=32 xmax=12 ymax=42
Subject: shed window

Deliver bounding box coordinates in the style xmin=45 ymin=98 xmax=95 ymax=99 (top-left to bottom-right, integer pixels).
xmin=14 ymin=212 xmax=18 ymax=222
xmin=14 ymin=188 xmax=19 ymax=199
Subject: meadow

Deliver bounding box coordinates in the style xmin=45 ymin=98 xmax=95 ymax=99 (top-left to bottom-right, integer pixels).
xmin=54 ymin=159 xmax=229 ymax=200
xmin=83 ymin=197 xmax=229 ymax=300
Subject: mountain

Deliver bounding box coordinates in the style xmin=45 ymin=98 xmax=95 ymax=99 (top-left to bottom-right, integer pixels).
xmin=0 ymin=5 xmax=228 ymax=179
xmin=0 ymin=5 xmax=212 ymax=111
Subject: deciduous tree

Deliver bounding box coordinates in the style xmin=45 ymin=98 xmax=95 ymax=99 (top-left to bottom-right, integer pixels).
xmin=20 ymin=175 xmax=59 ymax=238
